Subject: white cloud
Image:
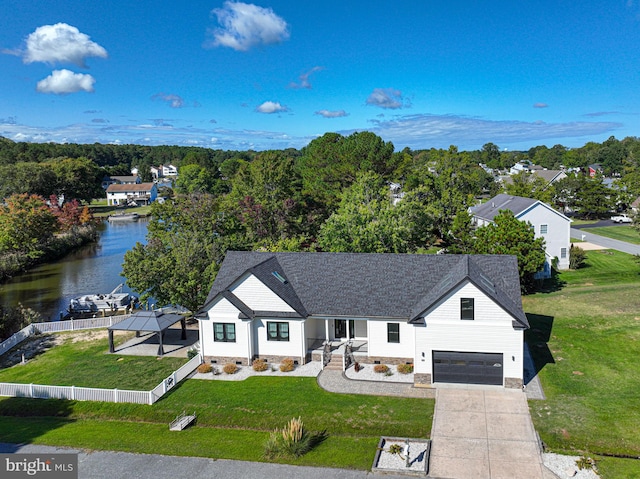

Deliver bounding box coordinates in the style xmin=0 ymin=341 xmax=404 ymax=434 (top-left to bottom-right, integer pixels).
xmin=315 ymin=109 xmax=348 ymax=118
xmin=533 ymin=103 xmax=548 ymax=108
xmin=36 ymin=69 xmax=95 ymax=94
xmin=365 ymin=113 xmax=621 ymax=150
xmin=366 ymin=88 xmax=409 ymax=109
xmin=21 ymin=23 xmax=107 ymax=67
xmin=207 ymin=1 xmax=289 ymax=51
xmin=256 ymin=101 xmax=288 ymax=114
xmin=289 ymin=66 xmax=324 ymax=89
xmin=152 ymin=93 xmax=185 ymax=108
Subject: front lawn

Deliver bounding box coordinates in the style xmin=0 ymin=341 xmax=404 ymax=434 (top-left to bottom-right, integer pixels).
xmin=585 ymin=225 xmax=640 ymax=244
xmin=526 ymin=250 xmax=640 ymax=477
xmin=0 ymin=330 xmax=434 ymax=470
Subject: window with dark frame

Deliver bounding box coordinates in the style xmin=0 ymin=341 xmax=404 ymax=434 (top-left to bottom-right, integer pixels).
xmin=540 ymin=224 xmax=548 ymax=234
xmin=213 ymin=323 xmax=236 ymax=342
xmin=267 ymin=321 xmax=289 ymax=341
xmin=460 ymin=298 xmax=475 ymax=320
xmin=387 ymin=323 xmax=400 ymax=343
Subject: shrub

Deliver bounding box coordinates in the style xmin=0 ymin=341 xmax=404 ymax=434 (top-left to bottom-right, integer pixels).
xmin=196 ymin=363 xmax=212 ymax=374
xmin=279 ymin=358 xmax=295 ymax=372
xmin=252 ymin=358 xmax=268 ymax=372
xmin=388 ymin=444 xmax=403 ymax=455
xmin=263 ymin=417 xmax=328 ymax=459
xmin=569 ymin=244 xmax=586 ymax=269
xmin=187 ymin=348 xmax=199 ymax=359
xmin=354 ymin=362 xmax=361 ymax=372
xmin=223 ymin=363 xmax=238 ymax=374
xmin=397 ymin=363 xmax=414 ymax=374
xmin=373 ymin=364 xmax=389 ymax=374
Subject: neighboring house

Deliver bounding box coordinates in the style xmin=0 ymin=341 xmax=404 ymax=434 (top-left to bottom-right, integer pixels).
xmin=470 ymin=194 xmax=571 ymax=275
xmin=197 ymin=251 xmax=529 ymax=389
xmin=101 ymin=175 xmax=140 ymax=190
xmin=106 ymin=183 xmax=158 ymax=206
xmin=588 ymin=164 xmax=603 ymax=178
xmin=150 ymin=166 xmax=163 ymax=180
xmin=501 ymin=170 xmax=567 ymax=190
xmin=162 ymin=164 xmax=178 ymax=176
xmin=631 ymin=196 xmax=640 ymax=214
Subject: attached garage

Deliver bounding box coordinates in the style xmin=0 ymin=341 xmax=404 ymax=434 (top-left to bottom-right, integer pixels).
xmin=432 ymin=351 xmax=503 ymax=386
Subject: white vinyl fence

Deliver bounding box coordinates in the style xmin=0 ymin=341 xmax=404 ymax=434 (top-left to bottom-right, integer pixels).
xmin=0 ymin=354 xmax=202 ymax=405
xmin=0 ymin=315 xmax=202 ymax=405
xmin=0 ymin=315 xmax=131 ymax=357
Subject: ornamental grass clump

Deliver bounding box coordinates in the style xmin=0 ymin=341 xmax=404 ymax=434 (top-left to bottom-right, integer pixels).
xmin=196 ymin=363 xmax=213 ymax=374
xmin=252 ymin=358 xmax=268 ymax=372
xmin=279 ymin=358 xmax=295 ymax=372
xmin=223 ymin=363 xmax=238 ymax=374
xmin=373 ymin=364 xmax=389 ymax=374
xmin=263 ymin=417 xmax=327 ymax=459
xmin=397 ymin=363 xmax=414 ymax=374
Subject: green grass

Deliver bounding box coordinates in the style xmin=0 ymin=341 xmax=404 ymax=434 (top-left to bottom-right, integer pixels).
xmin=0 ymin=336 xmax=434 ymax=469
xmin=586 ymin=225 xmax=640 ymax=244
xmin=526 ymin=250 xmax=640 ymax=477
xmin=569 ymin=219 xmax=600 ymax=226
xmin=0 ymin=331 xmax=186 ymax=389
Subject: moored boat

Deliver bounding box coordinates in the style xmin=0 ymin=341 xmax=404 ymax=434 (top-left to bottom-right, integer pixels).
xmin=107 ymin=212 xmax=139 ymax=222
xmin=68 ymin=284 xmax=137 ymax=314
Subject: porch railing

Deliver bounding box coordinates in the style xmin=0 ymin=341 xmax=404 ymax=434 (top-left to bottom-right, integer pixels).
xmin=321 ymin=341 xmax=331 ymax=370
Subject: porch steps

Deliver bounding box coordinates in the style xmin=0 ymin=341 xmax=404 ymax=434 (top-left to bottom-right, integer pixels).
xmin=324 ymin=356 xmax=343 ymax=371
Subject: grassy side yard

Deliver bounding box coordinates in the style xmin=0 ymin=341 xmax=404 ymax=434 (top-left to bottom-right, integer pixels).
xmin=0 ymin=331 xmax=434 ymax=470
xmin=525 ymin=250 xmax=640 ymax=477
xmin=0 ymin=331 xmax=186 ymax=389
xmin=585 ymin=225 xmax=640 ymax=244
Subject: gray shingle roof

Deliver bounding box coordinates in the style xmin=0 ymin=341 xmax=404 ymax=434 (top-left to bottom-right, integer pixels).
xmin=470 ymin=194 xmax=539 ymax=222
xmin=203 ymin=252 xmax=528 ymax=328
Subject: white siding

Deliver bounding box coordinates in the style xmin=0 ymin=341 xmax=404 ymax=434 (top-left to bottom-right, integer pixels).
xmin=519 ymin=203 xmax=571 ymax=270
xmin=231 ymin=274 xmax=296 ymax=312
xmin=201 ymin=297 xmax=250 ymax=359
xmin=368 ymin=319 xmax=414 ymax=358
xmin=253 ymin=318 xmax=304 ymax=357
xmin=413 ymin=281 xmax=524 ymax=383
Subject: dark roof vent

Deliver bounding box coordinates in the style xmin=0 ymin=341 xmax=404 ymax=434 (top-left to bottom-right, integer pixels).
xmin=272 ymin=271 xmax=288 ymax=284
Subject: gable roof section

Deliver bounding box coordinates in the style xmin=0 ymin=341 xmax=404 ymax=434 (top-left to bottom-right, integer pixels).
xmin=470 ymin=194 xmax=538 ymax=222
xmin=106 ymin=183 xmax=155 ymax=193
xmin=408 ymin=256 xmax=528 ymax=329
xmin=203 ymin=252 xmax=527 ymax=328
xmin=471 ymin=193 xmax=569 ymax=223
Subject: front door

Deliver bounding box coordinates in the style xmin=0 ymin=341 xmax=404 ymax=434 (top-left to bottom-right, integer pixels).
xmin=334 ymin=320 xmax=355 ymax=339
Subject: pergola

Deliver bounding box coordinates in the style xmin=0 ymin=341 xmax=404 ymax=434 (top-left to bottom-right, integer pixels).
xmin=108 ymin=310 xmax=187 ymax=356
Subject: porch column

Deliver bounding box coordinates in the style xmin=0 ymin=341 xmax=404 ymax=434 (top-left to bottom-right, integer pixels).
xmin=324 ymin=319 xmax=329 ymax=341
xmin=246 ymin=320 xmax=253 ymax=364
xmin=300 ymin=320 xmax=306 ymax=364
xmin=347 ymin=320 xmax=352 ymax=340
xmin=157 ymin=330 xmax=165 ymax=356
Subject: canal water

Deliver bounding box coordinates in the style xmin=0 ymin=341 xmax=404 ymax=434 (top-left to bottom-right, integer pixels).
xmin=0 ymin=218 xmax=149 ymax=321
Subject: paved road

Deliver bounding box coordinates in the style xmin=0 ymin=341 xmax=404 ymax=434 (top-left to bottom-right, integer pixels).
xmin=571 ymin=228 xmax=640 ymax=255
xmin=0 ymin=443 xmax=415 ymax=479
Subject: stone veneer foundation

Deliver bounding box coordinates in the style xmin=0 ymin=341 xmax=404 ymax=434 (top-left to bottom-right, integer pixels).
xmin=504 ymin=377 xmax=523 ymax=389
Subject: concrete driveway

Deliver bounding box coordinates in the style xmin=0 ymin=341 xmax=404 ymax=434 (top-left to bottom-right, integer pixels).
xmin=429 ymin=388 xmax=553 ymax=479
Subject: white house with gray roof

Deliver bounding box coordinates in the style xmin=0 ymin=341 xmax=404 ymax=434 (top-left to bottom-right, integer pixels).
xmin=470 ymin=194 xmax=571 ymax=275
xmin=198 ymin=252 xmax=529 ymax=389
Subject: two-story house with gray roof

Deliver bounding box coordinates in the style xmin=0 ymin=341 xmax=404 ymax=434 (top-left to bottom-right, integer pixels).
xmin=198 ymin=251 xmax=529 ymax=389
xmin=470 ymin=194 xmax=571 ymax=275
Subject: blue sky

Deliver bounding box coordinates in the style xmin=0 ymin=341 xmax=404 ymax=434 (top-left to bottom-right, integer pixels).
xmin=1 ymin=1 xmax=639 ymax=151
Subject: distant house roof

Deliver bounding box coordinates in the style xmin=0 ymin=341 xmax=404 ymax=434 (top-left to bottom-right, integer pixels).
xmin=202 ymin=252 xmax=528 ymax=329
xmin=631 ymin=196 xmax=640 ymax=210
xmin=110 ymin=175 xmax=139 ymax=183
xmin=106 ymin=183 xmax=155 ymax=193
xmin=470 ymin=194 xmax=539 ymax=222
